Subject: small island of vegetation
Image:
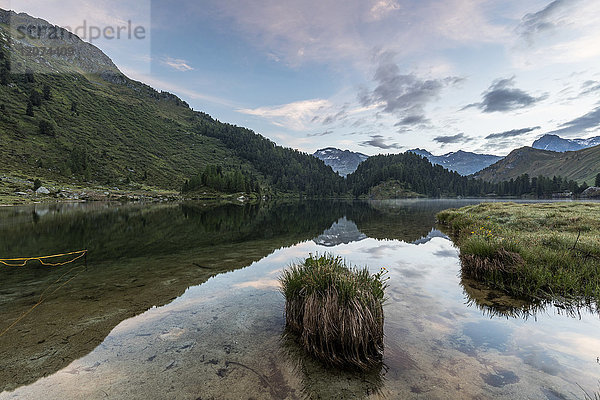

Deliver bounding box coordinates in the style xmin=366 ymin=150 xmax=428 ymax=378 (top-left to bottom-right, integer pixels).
xmin=438 ymin=202 xmax=600 ymax=306
xmin=280 ymin=254 xmax=388 ymax=370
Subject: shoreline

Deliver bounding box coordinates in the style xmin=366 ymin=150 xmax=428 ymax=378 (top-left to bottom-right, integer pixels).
xmin=3 ymin=194 xmax=599 ymax=208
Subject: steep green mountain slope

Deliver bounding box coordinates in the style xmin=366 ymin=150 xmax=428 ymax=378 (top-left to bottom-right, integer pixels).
xmin=473 ymin=146 xmax=600 ymax=185
xmin=0 ymin=9 xmax=342 ymax=194
xmin=0 ymin=10 xmax=253 ymax=188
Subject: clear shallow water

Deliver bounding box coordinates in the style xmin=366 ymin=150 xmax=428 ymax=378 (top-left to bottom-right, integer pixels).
xmin=1 ymin=200 xmax=599 ymax=399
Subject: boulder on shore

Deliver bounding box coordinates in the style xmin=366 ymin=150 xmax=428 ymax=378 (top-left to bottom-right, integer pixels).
xmin=581 ymin=186 xmax=600 ymax=198
xmin=35 ymin=186 xmax=50 ymax=195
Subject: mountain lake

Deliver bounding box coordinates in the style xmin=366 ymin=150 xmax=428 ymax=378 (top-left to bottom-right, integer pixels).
xmin=1 ymin=199 xmax=599 ymax=399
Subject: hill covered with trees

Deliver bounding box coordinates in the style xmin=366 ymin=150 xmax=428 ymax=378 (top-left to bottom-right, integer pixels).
xmin=193 ymin=114 xmax=345 ymax=196
xmin=347 ymin=152 xmax=588 ymax=198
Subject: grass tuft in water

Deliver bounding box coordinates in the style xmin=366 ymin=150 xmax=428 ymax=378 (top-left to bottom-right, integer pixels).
xmin=280 ymin=253 xmax=388 ymax=370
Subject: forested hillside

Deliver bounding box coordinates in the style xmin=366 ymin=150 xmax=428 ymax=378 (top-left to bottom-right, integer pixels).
xmin=347 ymin=152 xmax=493 ymax=197
xmin=0 ymin=9 xmax=342 ymax=195
xmin=0 ymin=15 xmax=252 ymax=188
xmin=347 ymin=152 xmax=587 ymax=198
xmin=194 ymin=114 xmax=345 ymax=196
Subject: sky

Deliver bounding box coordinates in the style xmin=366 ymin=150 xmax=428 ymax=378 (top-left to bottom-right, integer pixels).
xmin=3 ymin=0 xmax=600 ymax=156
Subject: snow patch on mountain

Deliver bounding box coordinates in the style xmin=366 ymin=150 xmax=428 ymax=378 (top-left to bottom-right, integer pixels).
xmin=313 ymin=148 xmax=369 ymax=177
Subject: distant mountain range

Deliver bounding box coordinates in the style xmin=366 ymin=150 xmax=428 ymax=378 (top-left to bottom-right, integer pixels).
xmin=315 ymin=134 xmax=600 ymax=187
xmin=532 ymin=134 xmax=600 ymax=152
xmin=313 ymin=148 xmax=368 ymax=177
xmin=314 ymin=147 xmax=503 ymax=177
xmin=407 ymin=149 xmax=503 ymax=176
xmin=474 ymin=145 xmax=600 ymax=184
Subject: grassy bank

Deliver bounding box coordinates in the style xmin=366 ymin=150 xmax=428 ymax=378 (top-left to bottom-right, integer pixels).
xmin=437 ymin=202 xmax=600 ymax=305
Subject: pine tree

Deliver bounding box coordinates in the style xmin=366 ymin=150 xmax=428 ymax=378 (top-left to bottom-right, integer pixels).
xmin=42 ymin=84 xmax=52 ymax=100
xmin=0 ymin=60 xmax=9 ymax=85
xmin=595 ymin=173 xmax=600 ymax=187
xmin=30 ymin=90 xmax=42 ymax=106
xmin=26 ymin=100 xmax=34 ymax=116
xmin=39 ymin=119 xmax=56 ymax=136
xmin=24 ymin=68 xmax=35 ymax=83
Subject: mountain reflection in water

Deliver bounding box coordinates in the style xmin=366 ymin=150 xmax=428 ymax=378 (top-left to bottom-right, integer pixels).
xmin=1 ymin=199 xmax=599 ymax=399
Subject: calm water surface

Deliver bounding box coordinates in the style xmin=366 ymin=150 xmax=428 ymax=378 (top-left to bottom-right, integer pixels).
xmin=0 ymin=200 xmax=599 ymax=399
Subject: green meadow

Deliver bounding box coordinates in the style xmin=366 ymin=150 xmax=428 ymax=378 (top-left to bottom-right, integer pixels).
xmin=438 ymin=202 xmax=600 ymax=305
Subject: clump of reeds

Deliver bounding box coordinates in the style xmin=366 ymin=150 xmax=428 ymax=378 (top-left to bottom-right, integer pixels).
xmin=280 ymin=254 xmax=388 ymax=370
xmin=452 ymin=225 xmax=524 ymax=282
xmin=460 ymin=241 xmax=524 ymax=281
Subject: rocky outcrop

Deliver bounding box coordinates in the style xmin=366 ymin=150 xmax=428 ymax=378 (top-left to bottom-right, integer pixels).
xmin=1 ymin=8 xmax=122 ymax=76
xmin=35 ymin=186 xmax=50 ymax=194
xmin=581 ymin=187 xmax=600 ymax=198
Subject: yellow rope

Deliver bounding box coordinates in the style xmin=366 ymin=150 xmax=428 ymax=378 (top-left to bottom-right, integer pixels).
xmin=0 ymin=265 xmax=87 ymax=339
xmin=0 ymin=250 xmax=87 ymax=267
xmin=0 ymin=251 xmax=89 ymax=339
